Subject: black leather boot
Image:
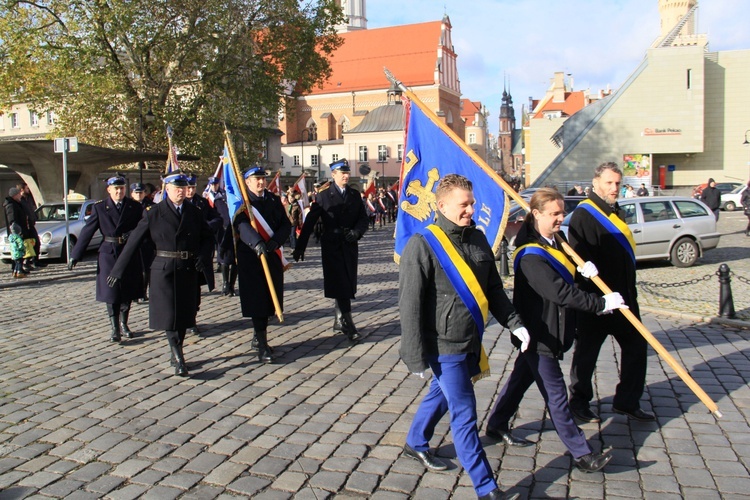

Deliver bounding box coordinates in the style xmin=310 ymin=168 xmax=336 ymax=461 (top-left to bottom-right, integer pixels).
xmin=333 ymin=302 xmax=344 ymax=332
xmin=167 ymin=331 xmax=188 ymax=377
xmin=109 ymin=315 xmax=121 ymax=342
xmin=221 ymin=265 xmax=230 ymax=295
xmin=120 ymin=309 xmax=133 ymax=339
xmin=255 ymin=330 xmax=274 ymax=364
xmin=340 ymin=312 xmax=361 ymax=341
xmin=228 ymin=266 xmax=237 ymax=296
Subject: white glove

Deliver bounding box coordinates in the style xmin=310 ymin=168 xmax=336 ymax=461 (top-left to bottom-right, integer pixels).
xmin=511 ymin=327 xmax=530 ymax=353
xmin=577 ymin=261 xmax=598 ymax=279
xmin=599 ymin=292 xmax=629 ymax=315
xmin=412 ymin=372 xmax=425 ymax=379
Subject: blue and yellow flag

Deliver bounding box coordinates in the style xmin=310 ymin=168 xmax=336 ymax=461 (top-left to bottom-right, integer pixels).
xmin=394 ymin=97 xmax=509 ymax=261
xmin=222 ymin=143 xmax=245 ymax=222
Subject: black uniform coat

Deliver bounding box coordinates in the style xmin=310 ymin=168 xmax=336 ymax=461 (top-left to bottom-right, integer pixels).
xmin=71 ymin=197 xmax=144 ymax=304
xmin=296 ymin=183 xmax=369 ymax=299
xmin=138 ymin=198 xmax=156 ymax=271
xmin=512 ymin=225 xmax=605 ymax=358
xmin=214 ymin=194 xmax=235 ymax=266
xmin=189 ymin=194 xmax=222 ymax=290
xmin=567 ymin=191 xmax=640 ymax=334
xmin=235 ymin=190 xmax=291 ymax=318
xmin=109 ymin=199 xmax=214 ymax=331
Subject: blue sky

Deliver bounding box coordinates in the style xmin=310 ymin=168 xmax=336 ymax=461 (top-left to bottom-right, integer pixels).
xmin=365 ymin=0 xmax=750 ymax=136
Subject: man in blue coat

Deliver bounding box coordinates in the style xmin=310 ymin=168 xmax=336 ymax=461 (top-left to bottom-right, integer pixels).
xmin=293 ymin=159 xmax=369 ymax=340
xmin=68 ymin=175 xmax=144 ymax=342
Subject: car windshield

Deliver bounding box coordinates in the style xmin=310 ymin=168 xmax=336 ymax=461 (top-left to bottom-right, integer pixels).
xmin=730 ymin=186 xmax=746 ymax=194
xmin=36 ymin=203 xmax=83 ymax=221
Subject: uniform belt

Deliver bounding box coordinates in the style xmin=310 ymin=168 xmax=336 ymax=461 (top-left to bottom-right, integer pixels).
xmin=103 ymin=236 xmax=126 ymax=244
xmin=155 ymin=250 xmax=195 ymax=259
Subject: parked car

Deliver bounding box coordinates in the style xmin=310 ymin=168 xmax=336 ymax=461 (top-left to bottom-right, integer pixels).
xmin=691 ymin=182 xmax=742 ymax=199
xmin=561 ymin=196 xmax=720 ymax=267
xmin=0 ymin=198 xmax=102 ymax=262
xmin=720 ymin=185 xmax=748 ymax=211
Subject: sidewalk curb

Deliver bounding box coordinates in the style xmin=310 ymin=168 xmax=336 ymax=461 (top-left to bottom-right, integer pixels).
xmin=640 ymin=305 xmax=750 ymax=328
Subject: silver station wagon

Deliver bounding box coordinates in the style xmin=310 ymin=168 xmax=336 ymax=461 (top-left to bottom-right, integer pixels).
xmin=563 ymin=196 xmax=721 ymax=267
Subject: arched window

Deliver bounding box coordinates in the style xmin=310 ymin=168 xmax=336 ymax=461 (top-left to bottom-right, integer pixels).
xmin=339 ymin=115 xmax=350 ymax=137
xmin=305 ymin=120 xmax=318 ymax=141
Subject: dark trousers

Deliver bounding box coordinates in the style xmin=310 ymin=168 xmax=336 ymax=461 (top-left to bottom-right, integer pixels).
xmin=106 ymin=302 xmax=130 ymax=317
xmin=488 ymin=352 xmax=591 ymax=460
xmin=569 ymin=327 xmax=648 ymax=412
xmin=406 ymin=357 xmax=496 ymax=497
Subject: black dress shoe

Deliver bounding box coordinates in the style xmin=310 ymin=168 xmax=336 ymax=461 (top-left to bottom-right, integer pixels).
xmin=574 ymin=449 xmax=613 ymax=472
xmin=613 ymin=407 xmax=655 ymax=422
xmin=478 ymin=488 xmax=519 ymax=500
xmin=402 ymin=444 xmax=447 ymax=471
xmin=571 ymin=406 xmax=601 ymax=423
xmin=486 ymin=427 xmax=534 ymax=447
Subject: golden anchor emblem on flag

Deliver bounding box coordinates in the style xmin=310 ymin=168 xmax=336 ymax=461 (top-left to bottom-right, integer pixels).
xmin=400 ymin=150 xmax=439 ymax=222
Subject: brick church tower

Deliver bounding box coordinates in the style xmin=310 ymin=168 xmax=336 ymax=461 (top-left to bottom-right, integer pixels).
xmin=497 ymin=83 xmax=516 ymax=175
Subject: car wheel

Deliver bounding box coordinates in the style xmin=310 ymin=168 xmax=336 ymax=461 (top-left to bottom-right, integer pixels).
xmin=724 ymin=201 xmax=736 ymax=211
xmin=670 ymin=237 xmax=698 ymax=267
xmin=60 ymin=236 xmax=76 ymax=263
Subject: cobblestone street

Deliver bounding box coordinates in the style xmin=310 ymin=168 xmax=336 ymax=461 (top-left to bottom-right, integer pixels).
xmin=0 ymin=214 xmax=749 ymax=499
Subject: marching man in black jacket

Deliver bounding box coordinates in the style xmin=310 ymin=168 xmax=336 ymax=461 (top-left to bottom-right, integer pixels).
xmin=68 ymin=175 xmax=144 ymax=342
xmin=486 ymin=188 xmax=626 ymax=473
xmin=399 ymin=174 xmax=529 ymax=500
xmin=107 ymin=172 xmax=214 ymax=376
xmin=293 ymin=159 xmax=369 ymax=341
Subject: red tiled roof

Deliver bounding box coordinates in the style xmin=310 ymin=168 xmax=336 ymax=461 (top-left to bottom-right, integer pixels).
xmin=461 ymin=99 xmax=481 ymax=126
xmin=532 ymin=91 xmax=587 ymax=119
xmin=311 ymin=21 xmax=443 ymax=95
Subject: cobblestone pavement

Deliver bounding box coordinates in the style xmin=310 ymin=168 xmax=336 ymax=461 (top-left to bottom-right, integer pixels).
xmin=1 ymin=220 xmax=749 ymax=499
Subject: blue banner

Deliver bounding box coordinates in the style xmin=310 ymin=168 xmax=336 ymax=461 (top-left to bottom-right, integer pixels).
xmin=394 ymin=98 xmax=509 ymax=260
xmin=221 ymin=144 xmax=245 ymax=222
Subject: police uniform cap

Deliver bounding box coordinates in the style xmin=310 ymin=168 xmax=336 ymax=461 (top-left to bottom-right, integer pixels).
xmin=186 ymin=172 xmax=198 ymax=186
xmin=329 ymin=159 xmax=350 ymax=172
xmin=106 ymin=175 xmax=127 ymax=186
xmin=162 ymin=172 xmax=189 ymax=186
xmin=243 ymin=166 xmax=269 ymax=178
xmin=208 ymin=176 xmax=219 ymax=184
xmin=130 ymin=182 xmax=145 ymax=192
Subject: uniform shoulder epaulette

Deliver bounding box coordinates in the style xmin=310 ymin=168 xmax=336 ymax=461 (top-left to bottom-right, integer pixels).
xmin=146 ymin=205 xmax=153 ymax=211
xmin=95 ymin=200 xmax=103 ymax=204
xmin=318 ymin=183 xmax=331 ymax=192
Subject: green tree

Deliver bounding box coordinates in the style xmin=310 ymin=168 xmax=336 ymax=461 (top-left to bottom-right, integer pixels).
xmin=0 ymin=0 xmax=343 ymax=170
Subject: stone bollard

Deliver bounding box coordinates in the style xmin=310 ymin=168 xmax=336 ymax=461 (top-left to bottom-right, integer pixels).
xmin=499 ymin=239 xmax=510 ymax=277
xmin=718 ymin=263 xmax=735 ymax=318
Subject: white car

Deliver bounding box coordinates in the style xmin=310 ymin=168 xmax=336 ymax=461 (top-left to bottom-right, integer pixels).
xmin=720 ymin=185 xmax=748 ymax=211
xmin=1 ymin=199 xmax=102 ymax=261
xmin=562 ymin=196 xmax=720 ymax=267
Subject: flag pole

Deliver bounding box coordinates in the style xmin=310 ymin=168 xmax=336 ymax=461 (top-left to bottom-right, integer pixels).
xmin=223 ymin=127 xmax=284 ymax=323
xmin=384 ymin=68 xmax=721 ymax=418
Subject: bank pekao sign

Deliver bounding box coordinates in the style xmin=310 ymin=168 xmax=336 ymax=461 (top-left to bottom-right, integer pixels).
xmin=642 ymin=128 xmax=682 ymax=136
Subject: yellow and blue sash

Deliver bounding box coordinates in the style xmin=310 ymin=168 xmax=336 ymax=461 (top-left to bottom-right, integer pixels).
xmin=577 ymin=199 xmax=636 ymax=264
xmin=513 ymin=243 xmax=576 ymax=284
xmin=420 ymin=224 xmax=490 ymax=383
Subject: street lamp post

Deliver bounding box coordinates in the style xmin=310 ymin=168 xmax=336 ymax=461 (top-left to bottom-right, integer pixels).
xmin=300 ymin=129 xmax=312 ymax=175
xmin=138 ymin=103 xmax=155 ymax=184
xmin=317 ymin=143 xmax=322 ymax=182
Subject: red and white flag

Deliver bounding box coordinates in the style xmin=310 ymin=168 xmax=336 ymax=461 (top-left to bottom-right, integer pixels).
xmin=293 ymin=174 xmax=309 ymax=209
xmin=268 ymin=171 xmax=281 ymax=194
xmin=363 ymin=180 xmax=376 ymax=198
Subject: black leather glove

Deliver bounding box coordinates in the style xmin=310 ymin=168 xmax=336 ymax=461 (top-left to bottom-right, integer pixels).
xmin=266 ymin=239 xmax=280 ymax=252
xmin=106 ymin=275 xmax=119 ymax=288
xmin=344 ymin=229 xmax=360 ymax=243
xmin=194 ymin=257 xmax=205 ymax=273
xmin=292 ymin=248 xmax=304 ymax=262
xmin=67 ymin=259 xmax=78 ymax=271
xmin=254 ymin=241 xmax=268 ymax=258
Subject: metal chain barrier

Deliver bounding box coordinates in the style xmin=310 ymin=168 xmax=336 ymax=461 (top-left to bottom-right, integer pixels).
xmin=731 ymin=271 xmax=750 ymax=286
xmin=638 ymin=272 xmax=714 ymax=289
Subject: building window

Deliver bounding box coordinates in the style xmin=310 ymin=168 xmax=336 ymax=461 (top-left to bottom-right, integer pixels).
xmin=686 ymin=69 xmax=692 ymax=89
xmin=397 ymin=144 xmax=403 ymax=161
xmin=306 ymin=123 xmax=317 ymax=141
xmin=30 ymin=111 xmax=39 ymax=127
xmin=468 ymin=132 xmax=476 ymax=144
xmin=293 ymin=155 xmax=300 ymax=166
xmin=311 ymin=154 xmax=318 ymax=166
xmin=280 ymin=156 xmax=284 ymax=166
xmin=359 ymin=146 xmax=368 ymax=162
xmin=10 ymin=113 xmax=19 ymax=129
xmin=332 ymin=153 xmax=339 ymax=163
xmin=378 ymin=145 xmax=388 ymax=162
xmin=47 ymin=111 xmax=56 ymax=125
